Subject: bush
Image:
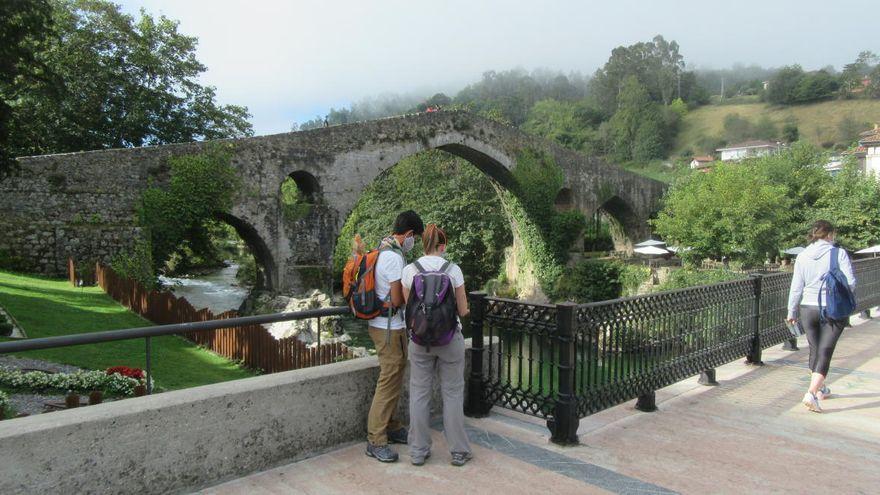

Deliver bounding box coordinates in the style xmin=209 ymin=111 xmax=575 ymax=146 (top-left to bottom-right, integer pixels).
xmin=656 ymin=268 xmax=745 ymax=291
xmin=0 ymin=369 xmax=144 ymax=396
xmin=0 ymin=390 xmax=8 ymax=415
xmin=552 ymin=260 xmax=624 ymax=303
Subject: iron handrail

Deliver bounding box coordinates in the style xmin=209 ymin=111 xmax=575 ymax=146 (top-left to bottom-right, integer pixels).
xmin=0 ymin=306 xmax=350 ymax=354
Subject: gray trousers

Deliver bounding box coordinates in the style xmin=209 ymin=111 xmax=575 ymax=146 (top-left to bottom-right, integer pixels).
xmin=408 ymin=331 xmax=471 ymax=458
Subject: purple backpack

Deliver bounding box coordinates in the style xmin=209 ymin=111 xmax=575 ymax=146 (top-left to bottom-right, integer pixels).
xmin=405 ymin=260 xmax=458 ymax=350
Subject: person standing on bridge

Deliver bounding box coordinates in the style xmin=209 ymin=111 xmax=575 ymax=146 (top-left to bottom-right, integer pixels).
xmin=364 ymin=210 xmax=424 ymax=463
xmin=787 ymin=220 xmax=856 ymax=413
xmin=402 ymin=224 xmax=472 ymax=467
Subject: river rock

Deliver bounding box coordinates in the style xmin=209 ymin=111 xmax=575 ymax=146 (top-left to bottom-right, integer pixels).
xmin=259 ymin=290 xmax=346 ymax=343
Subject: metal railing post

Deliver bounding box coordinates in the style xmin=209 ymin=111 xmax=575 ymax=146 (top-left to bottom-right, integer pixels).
xmin=550 ymin=302 xmax=579 ymax=445
xmin=746 ymin=274 xmax=764 ymax=365
xmin=145 ymin=336 xmax=153 ymax=395
xmin=465 ymin=291 xmax=491 ymax=417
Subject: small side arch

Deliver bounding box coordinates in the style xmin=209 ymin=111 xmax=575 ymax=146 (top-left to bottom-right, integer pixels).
xmin=215 ymin=212 xmax=277 ymax=291
xmin=597 ymin=195 xmax=643 ymax=253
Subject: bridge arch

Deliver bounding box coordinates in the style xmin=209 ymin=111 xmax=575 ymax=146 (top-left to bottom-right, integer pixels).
xmin=215 ymin=211 xmax=277 ymax=291
xmin=597 ymin=195 xmax=642 ymax=253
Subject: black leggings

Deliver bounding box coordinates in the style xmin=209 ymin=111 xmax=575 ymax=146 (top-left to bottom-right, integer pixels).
xmin=800 ymin=305 xmax=846 ymax=376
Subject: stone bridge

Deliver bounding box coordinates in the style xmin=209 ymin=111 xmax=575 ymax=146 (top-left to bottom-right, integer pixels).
xmin=0 ymin=111 xmax=666 ymax=293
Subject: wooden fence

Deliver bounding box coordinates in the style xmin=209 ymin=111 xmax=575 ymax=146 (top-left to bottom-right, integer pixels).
xmin=75 ymin=260 xmax=352 ymax=373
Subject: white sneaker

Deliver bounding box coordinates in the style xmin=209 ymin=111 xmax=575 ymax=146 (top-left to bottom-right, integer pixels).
xmin=817 ymin=385 xmax=831 ymax=400
xmin=803 ymin=392 xmax=822 ymax=413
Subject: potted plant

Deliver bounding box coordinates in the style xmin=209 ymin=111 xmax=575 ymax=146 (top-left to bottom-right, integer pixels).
xmin=65 ymin=390 xmax=80 ymax=409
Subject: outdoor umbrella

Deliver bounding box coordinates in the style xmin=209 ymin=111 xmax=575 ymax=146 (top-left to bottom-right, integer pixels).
xmin=634 ymin=239 xmax=666 ymax=248
xmin=782 ymin=247 xmax=805 ymax=256
xmin=633 ymin=245 xmax=670 ymax=256
xmin=855 ymin=245 xmax=880 ymax=254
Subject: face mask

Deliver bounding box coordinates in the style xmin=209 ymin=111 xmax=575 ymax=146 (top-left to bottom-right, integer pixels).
xmin=401 ymin=235 xmax=415 ymax=253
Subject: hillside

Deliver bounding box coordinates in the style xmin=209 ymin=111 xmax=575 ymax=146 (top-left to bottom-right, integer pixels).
xmin=674 ymin=99 xmax=880 ymax=157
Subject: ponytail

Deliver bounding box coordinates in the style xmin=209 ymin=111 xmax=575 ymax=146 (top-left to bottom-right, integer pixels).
xmin=422 ymin=223 xmax=447 ymax=254
xmin=807 ymin=220 xmax=834 ymax=243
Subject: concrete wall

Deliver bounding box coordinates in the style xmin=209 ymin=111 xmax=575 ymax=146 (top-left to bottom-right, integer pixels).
xmin=0 ymin=352 xmax=455 ymax=495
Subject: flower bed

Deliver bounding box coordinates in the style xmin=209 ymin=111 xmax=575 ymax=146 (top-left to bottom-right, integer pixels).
xmin=0 ymin=369 xmax=142 ymax=396
xmin=0 ymin=390 xmax=9 ymax=414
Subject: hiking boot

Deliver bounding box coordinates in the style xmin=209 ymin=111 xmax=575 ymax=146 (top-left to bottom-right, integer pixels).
xmin=802 ymin=392 xmax=822 ymax=413
xmin=817 ymin=385 xmax=832 ymax=400
xmin=450 ymin=451 xmax=473 ymax=467
xmin=365 ymin=443 xmax=399 ymax=463
xmin=387 ymin=427 xmax=409 ymax=444
xmin=411 ymin=452 xmax=431 ymax=466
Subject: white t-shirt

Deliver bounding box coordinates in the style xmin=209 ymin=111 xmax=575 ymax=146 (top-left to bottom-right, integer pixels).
xmin=402 ymin=255 xmax=465 ymax=328
xmin=371 ymin=249 xmax=406 ymax=330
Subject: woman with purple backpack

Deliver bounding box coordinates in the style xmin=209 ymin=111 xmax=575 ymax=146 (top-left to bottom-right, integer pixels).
xmin=401 ymin=223 xmax=472 ymax=467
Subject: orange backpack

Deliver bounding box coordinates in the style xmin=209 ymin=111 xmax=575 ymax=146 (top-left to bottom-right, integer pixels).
xmin=342 ymin=237 xmax=401 ymax=320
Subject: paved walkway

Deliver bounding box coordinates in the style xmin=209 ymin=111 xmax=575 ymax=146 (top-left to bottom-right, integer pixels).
xmin=198 ymin=314 xmax=880 ymax=495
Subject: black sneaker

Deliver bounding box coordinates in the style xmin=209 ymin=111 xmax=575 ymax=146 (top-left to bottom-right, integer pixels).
xmin=387 ymin=427 xmax=409 ymax=444
xmin=450 ymin=451 xmax=472 ymax=467
xmin=365 ymin=443 xmax=399 ymax=463
xmin=411 ymin=452 xmax=431 ymax=466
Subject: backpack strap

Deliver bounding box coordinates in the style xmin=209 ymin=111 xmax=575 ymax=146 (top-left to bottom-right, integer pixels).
xmin=413 ymin=260 xmax=428 ymax=274
xmin=439 ymin=260 xmax=452 ymax=274
xmin=830 ymin=247 xmax=839 ymax=272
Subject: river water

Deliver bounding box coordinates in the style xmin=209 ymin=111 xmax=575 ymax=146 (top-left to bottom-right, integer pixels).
xmin=158 ymin=263 xmax=250 ymax=314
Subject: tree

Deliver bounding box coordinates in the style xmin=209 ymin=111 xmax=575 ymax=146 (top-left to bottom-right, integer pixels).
xmin=0 ymin=0 xmax=52 ymax=177
xmin=523 ymin=99 xmax=600 ymax=153
xmin=608 ymin=77 xmax=666 ymax=161
xmin=814 ymin=160 xmax=880 ymax=249
xmin=591 ymin=35 xmax=690 ymax=116
xmin=782 ymin=122 xmax=799 ymax=143
xmin=722 ymin=113 xmax=754 ymax=143
xmin=6 ymin=0 xmax=252 ymax=159
xmin=765 ymin=65 xmax=805 ymax=105
xmin=652 ymin=162 xmax=791 ymax=264
xmin=839 ymin=51 xmax=877 ymax=96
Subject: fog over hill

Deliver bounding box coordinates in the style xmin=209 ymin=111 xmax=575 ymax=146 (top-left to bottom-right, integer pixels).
xmin=117 ymin=0 xmax=874 ymax=135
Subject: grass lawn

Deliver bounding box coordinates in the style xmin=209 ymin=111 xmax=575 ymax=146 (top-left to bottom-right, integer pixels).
xmin=0 ymin=270 xmax=254 ymax=390
xmin=675 ymin=99 xmax=880 ymax=156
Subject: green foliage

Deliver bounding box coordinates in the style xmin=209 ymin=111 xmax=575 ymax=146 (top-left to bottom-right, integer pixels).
xmin=652 ymin=161 xmax=790 ymax=264
xmin=591 ymin=35 xmax=695 ymax=116
xmin=334 ymin=150 xmax=512 ymax=290
xmin=454 ymin=69 xmax=589 ymax=126
xmin=110 ymin=239 xmax=157 ymax=289
xmin=619 ymin=263 xmax=652 ymax=296
xmin=137 ymin=144 xmax=239 ymax=273
xmin=0 ymin=0 xmax=52 ymax=177
xmin=814 ymin=160 xmax=880 ymax=249
xmin=6 ymin=0 xmax=252 ymax=158
xmin=766 ymin=65 xmax=839 ymax=105
xmin=280 ymin=177 xmax=313 ymax=221
xmin=656 ymin=268 xmax=745 ymax=291
xmin=609 ymin=77 xmax=660 ymax=161
xmin=782 ymin=122 xmax=799 ymax=142
xmin=552 ymin=260 xmax=623 ymax=303
xmin=522 ymin=99 xmax=601 ymax=153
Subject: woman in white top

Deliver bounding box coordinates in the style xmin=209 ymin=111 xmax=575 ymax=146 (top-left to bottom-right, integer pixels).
xmin=401 ymin=224 xmax=472 ymax=467
xmin=786 ymin=220 xmax=856 ymax=413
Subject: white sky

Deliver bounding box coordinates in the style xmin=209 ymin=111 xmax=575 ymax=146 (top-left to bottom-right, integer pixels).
xmin=117 ymin=0 xmax=875 ymax=136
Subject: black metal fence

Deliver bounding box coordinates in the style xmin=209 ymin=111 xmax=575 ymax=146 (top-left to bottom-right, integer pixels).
xmin=466 ymin=257 xmax=880 ymax=444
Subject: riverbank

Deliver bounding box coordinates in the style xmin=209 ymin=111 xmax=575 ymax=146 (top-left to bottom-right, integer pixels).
xmin=0 ymin=270 xmax=254 ymax=390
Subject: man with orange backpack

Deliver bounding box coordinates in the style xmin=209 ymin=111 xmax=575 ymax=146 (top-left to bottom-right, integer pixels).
xmin=343 ymin=210 xmax=424 ymax=463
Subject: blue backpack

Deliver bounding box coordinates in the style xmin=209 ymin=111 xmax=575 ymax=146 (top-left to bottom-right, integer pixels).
xmin=819 ymin=247 xmax=856 ymax=322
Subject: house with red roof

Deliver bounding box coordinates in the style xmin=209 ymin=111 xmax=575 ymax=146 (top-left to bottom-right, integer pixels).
xmin=689 ymin=155 xmax=715 ymax=171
